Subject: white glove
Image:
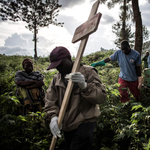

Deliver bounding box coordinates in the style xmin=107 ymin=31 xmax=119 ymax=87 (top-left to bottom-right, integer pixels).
xmin=65 ymin=72 xmax=87 ymax=89
xmin=49 ymin=116 xmax=61 ymax=138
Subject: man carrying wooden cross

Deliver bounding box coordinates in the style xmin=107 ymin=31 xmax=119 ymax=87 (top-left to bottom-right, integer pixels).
xmin=44 ymin=46 xmax=107 ymax=150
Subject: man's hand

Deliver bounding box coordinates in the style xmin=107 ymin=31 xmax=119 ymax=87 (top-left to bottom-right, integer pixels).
xmin=49 ymin=116 xmax=61 ymax=138
xmin=65 ymin=72 xmax=87 ymax=89
xmin=138 ymin=77 xmax=143 ymax=89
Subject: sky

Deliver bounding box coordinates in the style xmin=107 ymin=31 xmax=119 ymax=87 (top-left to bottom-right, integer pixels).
xmin=0 ymin=0 xmax=150 ymax=57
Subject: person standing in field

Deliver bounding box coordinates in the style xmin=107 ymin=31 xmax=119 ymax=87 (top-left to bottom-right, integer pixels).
xmin=44 ymin=46 xmax=107 ymax=150
xmin=15 ymin=58 xmax=45 ymax=115
xmin=91 ymin=40 xmax=142 ymax=103
xmin=147 ymin=52 xmax=150 ymax=68
xmin=142 ymin=51 xmax=149 ymax=68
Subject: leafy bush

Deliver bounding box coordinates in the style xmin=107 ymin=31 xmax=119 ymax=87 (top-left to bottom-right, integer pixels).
xmin=0 ymin=61 xmax=7 ymax=72
xmin=0 ymin=51 xmax=150 ymax=150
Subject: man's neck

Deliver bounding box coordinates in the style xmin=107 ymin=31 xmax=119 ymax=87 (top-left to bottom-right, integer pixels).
xmin=125 ymin=48 xmax=131 ymax=55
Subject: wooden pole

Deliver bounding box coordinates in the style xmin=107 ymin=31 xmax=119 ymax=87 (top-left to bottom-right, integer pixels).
xmin=49 ymin=1 xmax=100 ymax=149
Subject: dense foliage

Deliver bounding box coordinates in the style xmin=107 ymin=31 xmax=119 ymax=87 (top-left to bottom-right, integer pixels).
xmin=0 ymin=51 xmax=150 ymax=150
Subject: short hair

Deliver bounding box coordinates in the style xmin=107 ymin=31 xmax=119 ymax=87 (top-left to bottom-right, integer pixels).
xmin=120 ymin=40 xmax=130 ymax=48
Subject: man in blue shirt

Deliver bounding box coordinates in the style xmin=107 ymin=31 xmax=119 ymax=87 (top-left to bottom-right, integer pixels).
xmin=91 ymin=40 xmax=142 ymax=103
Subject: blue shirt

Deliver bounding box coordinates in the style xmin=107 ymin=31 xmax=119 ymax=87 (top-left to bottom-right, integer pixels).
xmin=147 ymin=55 xmax=150 ymax=68
xmin=110 ymin=49 xmax=142 ymax=81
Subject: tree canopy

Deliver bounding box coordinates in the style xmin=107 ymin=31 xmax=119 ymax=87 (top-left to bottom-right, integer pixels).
xmin=0 ymin=0 xmax=63 ymax=58
xmin=99 ymin=0 xmax=145 ymax=55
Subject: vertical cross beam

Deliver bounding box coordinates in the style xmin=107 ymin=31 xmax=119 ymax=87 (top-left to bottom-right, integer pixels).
xmin=49 ymin=1 xmax=101 ymax=149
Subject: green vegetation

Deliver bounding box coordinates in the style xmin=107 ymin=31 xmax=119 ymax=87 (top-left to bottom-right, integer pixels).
xmin=0 ymin=51 xmax=150 ymax=150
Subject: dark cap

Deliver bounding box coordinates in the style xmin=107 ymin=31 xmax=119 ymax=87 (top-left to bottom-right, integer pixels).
xmin=47 ymin=46 xmax=71 ymax=70
xmin=22 ymin=58 xmax=33 ymax=67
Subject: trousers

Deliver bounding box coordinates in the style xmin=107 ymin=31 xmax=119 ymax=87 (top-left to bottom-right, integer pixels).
xmin=63 ymin=122 xmax=96 ymax=150
xmin=118 ymin=77 xmax=141 ymax=103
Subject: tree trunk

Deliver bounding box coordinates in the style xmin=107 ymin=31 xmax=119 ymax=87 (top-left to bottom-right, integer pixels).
xmin=34 ymin=18 xmax=37 ymax=59
xmin=122 ymin=0 xmax=126 ymax=40
xmin=131 ymin=0 xmax=143 ymax=56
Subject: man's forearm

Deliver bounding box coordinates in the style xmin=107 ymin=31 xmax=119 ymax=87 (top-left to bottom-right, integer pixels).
xmin=104 ymin=57 xmax=111 ymax=63
xmin=138 ymin=76 xmax=143 ymax=82
xmin=15 ymin=80 xmax=37 ymax=87
xmin=135 ymin=65 xmax=143 ymax=89
xmin=26 ymin=80 xmax=44 ymax=89
xmin=138 ymin=76 xmax=143 ymax=89
xmin=135 ymin=65 xmax=142 ymax=77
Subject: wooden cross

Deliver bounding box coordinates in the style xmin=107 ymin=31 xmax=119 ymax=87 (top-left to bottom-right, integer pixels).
xmin=49 ymin=0 xmax=102 ymax=149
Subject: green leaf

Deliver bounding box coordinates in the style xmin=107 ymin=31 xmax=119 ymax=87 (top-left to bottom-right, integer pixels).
xmin=132 ymin=105 xmax=143 ymax=111
xmin=17 ymin=115 xmax=27 ymax=122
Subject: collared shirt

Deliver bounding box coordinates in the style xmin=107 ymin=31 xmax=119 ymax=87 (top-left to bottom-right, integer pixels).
xmin=110 ymin=49 xmax=142 ymax=81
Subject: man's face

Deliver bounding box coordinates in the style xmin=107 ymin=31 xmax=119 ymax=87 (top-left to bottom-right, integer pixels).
xmin=121 ymin=45 xmax=131 ymax=55
xmin=56 ymin=58 xmax=73 ymax=76
xmin=146 ymin=52 xmax=149 ymax=56
xmin=23 ymin=62 xmax=33 ymax=73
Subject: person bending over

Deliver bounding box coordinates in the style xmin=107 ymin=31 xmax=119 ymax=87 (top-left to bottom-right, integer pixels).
xmin=91 ymin=40 xmax=142 ymax=103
